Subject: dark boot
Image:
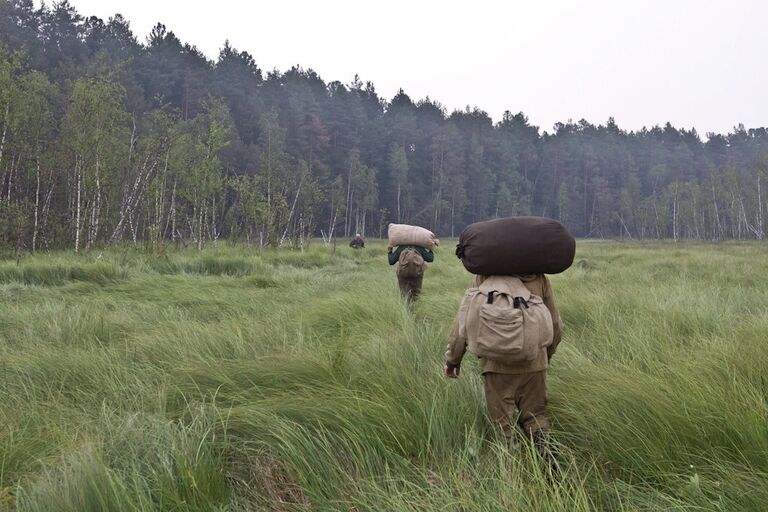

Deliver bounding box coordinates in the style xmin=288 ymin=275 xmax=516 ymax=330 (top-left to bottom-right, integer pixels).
xmin=532 ymin=429 xmax=559 ymax=475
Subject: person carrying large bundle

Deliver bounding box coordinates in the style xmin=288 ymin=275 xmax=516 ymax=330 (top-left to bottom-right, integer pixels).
xmin=387 ymin=223 xmax=438 ymax=302
xmin=444 ymin=216 xmax=575 ymax=471
xmin=349 ymin=233 xmax=365 ymax=249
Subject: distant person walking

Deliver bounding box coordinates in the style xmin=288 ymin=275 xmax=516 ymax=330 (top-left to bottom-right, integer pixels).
xmin=349 ymin=233 xmax=365 ymax=249
xmin=387 ymin=244 xmax=434 ymax=302
xmin=444 ymin=273 xmax=562 ymax=468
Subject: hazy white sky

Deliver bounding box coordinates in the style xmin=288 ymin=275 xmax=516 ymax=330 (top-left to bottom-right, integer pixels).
xmin=47 ymin=0 xmax=768 ymax=135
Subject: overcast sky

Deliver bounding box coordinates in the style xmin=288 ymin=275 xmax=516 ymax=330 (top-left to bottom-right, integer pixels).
xmin=44 ymin=0 xmax=768 ymax=135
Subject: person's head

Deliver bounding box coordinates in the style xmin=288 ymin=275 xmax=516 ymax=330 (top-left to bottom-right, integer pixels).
xmin=355 ymin=233 xmax=361 ymax=238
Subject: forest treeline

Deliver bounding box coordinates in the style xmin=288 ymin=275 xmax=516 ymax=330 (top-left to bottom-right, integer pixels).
xmin=1 ymin=0 xmax=767 ymax=253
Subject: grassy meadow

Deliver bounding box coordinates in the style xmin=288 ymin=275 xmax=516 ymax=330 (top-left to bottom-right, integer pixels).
xmin=0 ymin=240 xmax=766 ymax=511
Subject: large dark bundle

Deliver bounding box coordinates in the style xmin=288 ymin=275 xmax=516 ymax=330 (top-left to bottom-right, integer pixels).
xmin=456 ymin=216 xmax=575 ymax=275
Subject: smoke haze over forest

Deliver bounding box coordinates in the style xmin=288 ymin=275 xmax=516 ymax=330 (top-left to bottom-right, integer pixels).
xmin=31 ymin=0 xmax=768 ymax=135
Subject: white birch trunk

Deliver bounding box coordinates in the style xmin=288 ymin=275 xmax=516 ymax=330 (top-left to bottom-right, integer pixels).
xmin=168 ymin=176 xmax=177 ymax=242
xmin=345 ymin=169 xmax=352 ymax=238
xmin=396 ymin=182 xmax=401 ymax=222
xmin=280 ymin=178 xmax=303 ymax=245
xmin=0 ymin=104 xmax=8 ymax=178
xmin=672 ymin=193 xmax=677 ymax=241
xmin=75 ymin=160 xmax=82 ymax=254
xmin=7 ymin=154 xmax=17 ymax=201
xmin=32 ymin=156 xmax=41 ymax=253
xmin=39 ymin=169 xmax=55 ymax=250
xmin=757 ymin=174 xmax=764 ymax=239
xmin=711 ymin=181 xmax=722 ymax=240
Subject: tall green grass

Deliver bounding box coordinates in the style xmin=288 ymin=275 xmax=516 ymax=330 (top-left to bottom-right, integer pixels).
xmin=0 ymin=241 xmax=766 ymax=510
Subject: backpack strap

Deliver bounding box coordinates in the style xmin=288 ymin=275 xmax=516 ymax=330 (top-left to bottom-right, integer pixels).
xmin=513 ymin=296 xmax=529 ymax=309
xmin=485 ymin=290 xmax=528 ymax=309
xmin=486 ymin=291 xmax=528 ymax=308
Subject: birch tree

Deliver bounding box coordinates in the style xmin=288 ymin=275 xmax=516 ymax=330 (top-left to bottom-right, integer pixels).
xmin=62 ymin=75 xmax=129 ymax=252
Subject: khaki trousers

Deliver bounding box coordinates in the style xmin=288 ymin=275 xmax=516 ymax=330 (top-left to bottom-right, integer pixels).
xmin=397 ymin=273 xmax=423 ymax=302
xmin=483 ymin=370 xmax=550 ymax=438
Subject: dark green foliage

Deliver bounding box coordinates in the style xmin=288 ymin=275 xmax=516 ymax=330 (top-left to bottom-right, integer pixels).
xmin=0 ymin=1 xmax=767 ymax=254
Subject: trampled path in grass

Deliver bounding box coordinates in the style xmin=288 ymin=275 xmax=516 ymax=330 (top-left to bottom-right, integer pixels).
xmin=0 ymin=241 xmax=766 ymax=511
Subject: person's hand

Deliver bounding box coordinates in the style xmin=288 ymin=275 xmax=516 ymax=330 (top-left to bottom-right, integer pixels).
xmin=387 ymin=244 xmax=393 ymax=253
xmin=444 ymin=364 xmax=460 ymax=379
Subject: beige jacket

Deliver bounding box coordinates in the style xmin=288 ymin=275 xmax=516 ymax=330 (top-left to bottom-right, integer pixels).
xmin=445 ymin=274 xmax=563 ymax=374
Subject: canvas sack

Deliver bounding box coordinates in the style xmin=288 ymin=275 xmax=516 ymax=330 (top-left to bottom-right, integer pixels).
xmin=461 ymin=276 xmax=553 ymax=363
xmin=388 ymin=223 xmax=440 ymax=251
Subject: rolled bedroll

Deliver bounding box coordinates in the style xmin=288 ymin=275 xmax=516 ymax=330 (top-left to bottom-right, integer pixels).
xmin=456 ymin=216 xmax=575 ymax=275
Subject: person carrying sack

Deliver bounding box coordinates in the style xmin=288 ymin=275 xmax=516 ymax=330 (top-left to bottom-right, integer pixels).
xmin=349 ymin=233 xmax=365 ymax=249
xmin=444 ymin=273 xmax=562 ymax=468
xmin=387 ymin=244 xmax=434 ymax=302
